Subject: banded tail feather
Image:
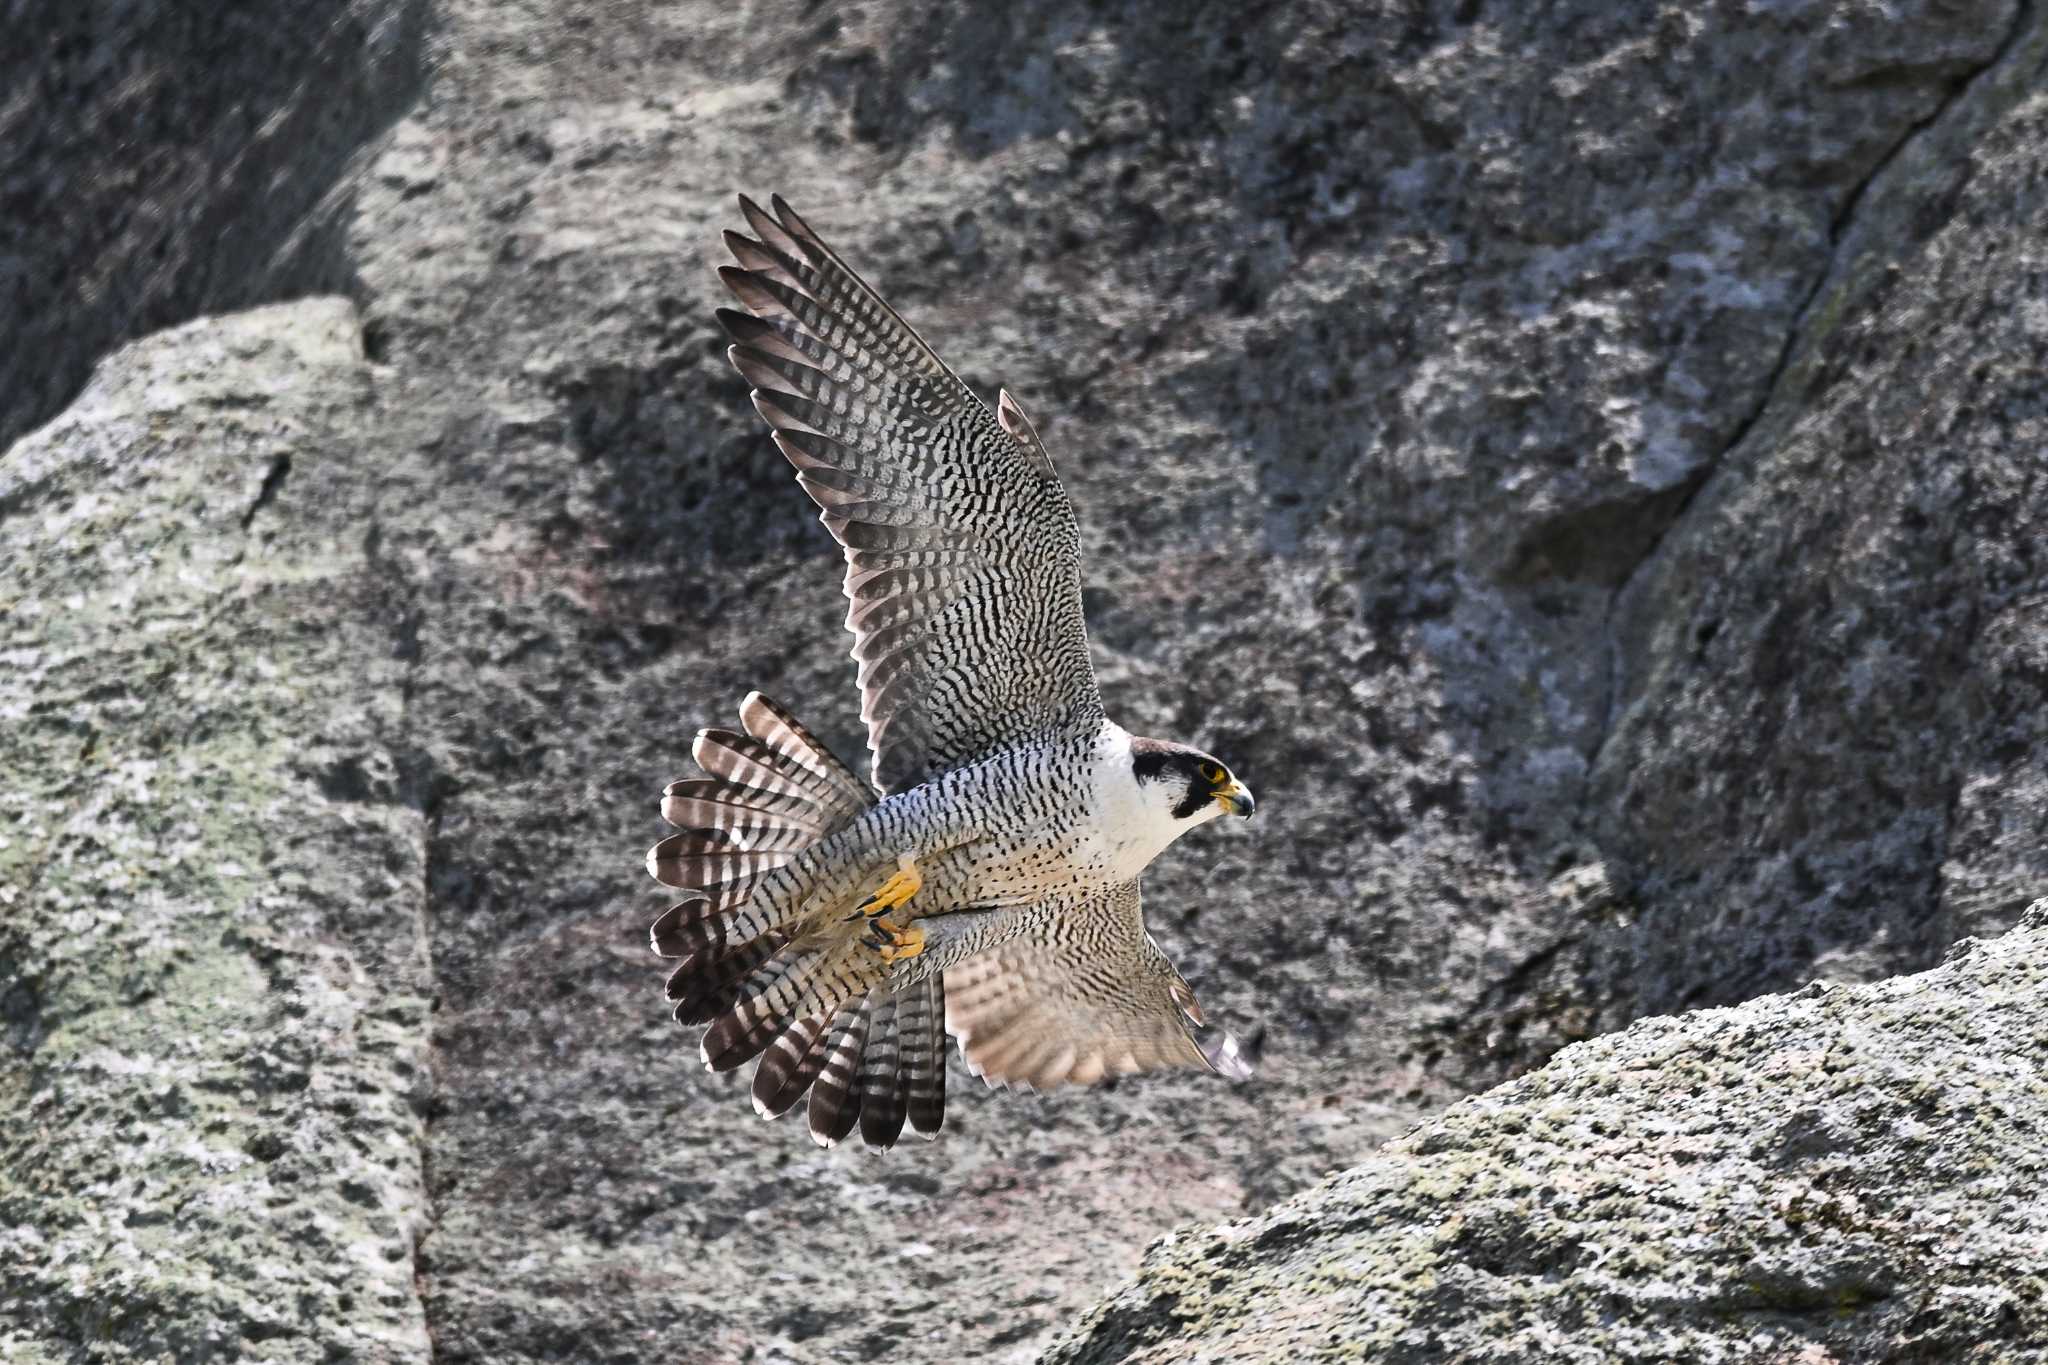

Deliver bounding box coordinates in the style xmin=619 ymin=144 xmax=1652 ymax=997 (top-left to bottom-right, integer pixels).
xmin=664 ymin=931 xmax=781 ymax=1025
xmin=857 ymin=988 xmax=907 ymax=1149
xmin=899 ymin=973 xmax=947 ymax=1137
xmin=806 ymin=999 xmax=871 ymax=1146
xmin=648 ymin=692 xmax=955 ymax=1148
xmin=701 ymin=937 xmax=861 ymax=1073
xmin=789 ymin=980 xmax=947 ymax=1150
xmin=750 ymin=1011 xmax=831 ymax=1119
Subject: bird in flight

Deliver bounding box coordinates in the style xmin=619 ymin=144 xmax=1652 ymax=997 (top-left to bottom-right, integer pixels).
xmin=646 ymin=195 xmax=1256 ymax=1149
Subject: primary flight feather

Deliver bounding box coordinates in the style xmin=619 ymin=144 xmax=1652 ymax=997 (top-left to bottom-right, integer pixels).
xmin=647 ymin=195 xmax=1255 ymax=1149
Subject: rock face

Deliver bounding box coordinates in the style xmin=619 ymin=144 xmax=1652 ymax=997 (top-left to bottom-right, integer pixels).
xmin=1588 ymin=1 xmax=2048 ymax=1029
xmin=3 ymin=0 xmax=2046 ymax=1361
xmin=1046 ymin=901 xmax=2048 ymax=1365
xmin=0 ymin=0 xmax=430 ymax=452
xmin=0 ymin=304 xmax=433 ymax=1359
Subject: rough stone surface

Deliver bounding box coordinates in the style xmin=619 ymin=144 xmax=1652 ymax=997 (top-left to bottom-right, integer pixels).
xmin=1564 ymin=0 xmax=2048 ymax=1031
xmin=0 ymin=302 xmax=433 ymax=1361
xmin=1046 ymin=900 xmax=2048 ymax=1365
xmin=1586 ymin=4 xmax=2048 ymax=1017
xmin=4 ymin=0 xmax=2046 ymax=1362
xmin=0 ymin=0 xmax=429 ymax=451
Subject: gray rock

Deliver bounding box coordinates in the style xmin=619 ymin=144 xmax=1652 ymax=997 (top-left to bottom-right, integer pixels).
xmin=0 ymin=0 xmax=429 ymax=451
xmin=1587 ymin=3 xmax=2048 ymax=1021
xmin=0 ymin=302 xmax=433 ymax=1360
xmin=4 ymin=0 xmax=2046 ymax=1361
xmin=1045 ymin=900 xmax=2048 ymax=1364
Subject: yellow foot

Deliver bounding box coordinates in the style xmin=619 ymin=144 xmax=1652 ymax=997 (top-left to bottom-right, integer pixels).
xmin=851 ymin=852 xmax=923 ymax=920
xmin=865 ymin=917 xmax=926 ymax=964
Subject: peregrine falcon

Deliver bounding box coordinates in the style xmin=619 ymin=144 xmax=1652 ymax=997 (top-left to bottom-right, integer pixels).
xmin=647 ymin=195 xmax=1255 ymax=1149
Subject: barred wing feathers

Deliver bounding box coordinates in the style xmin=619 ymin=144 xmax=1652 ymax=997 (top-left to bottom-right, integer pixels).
xmin=718 ymin=194 xmax=1104 ymax=795
xmin=944 ymin=881 xmax=1253 ymax=1090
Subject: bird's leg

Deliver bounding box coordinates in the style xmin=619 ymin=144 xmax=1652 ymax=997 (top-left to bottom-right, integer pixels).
xmin=848 ymin=852 xmax=926 ymax=963
xmin=877 ymin=905 xmax=1014 ymax=981
xmin=849 ymin=851 xmax=922 ymax=919
xmin=864 ymin=917 xmax=925 ymax=964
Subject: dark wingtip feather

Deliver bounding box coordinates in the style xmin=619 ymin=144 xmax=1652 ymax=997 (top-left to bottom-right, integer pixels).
xmin=1198 ymin=1027 xmax=1255 ymax=1081
xmin=717 ymin=309 xmax=813 ymax=368
xmin=723 ymin=228 xmax=779 ymax=275
xmin=719 ymin=265 xmax=786 ymax=317
xmin=729 ymin=342 xmax=822 ymax=399
xmin=738 ymin=194 xmax=805 ymax=254
xmin=768 ymin=193 xmax=815 ymax=246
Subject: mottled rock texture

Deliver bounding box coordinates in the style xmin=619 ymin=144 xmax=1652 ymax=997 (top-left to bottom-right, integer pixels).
xmin=1047 ymin=901 xmax=2048 ymax=1365
xmin=1589 ymin=2 xmax=2048 ymax=1015
xmin=3 ymin=0 xmax=2045 ymax=1361
xmin=0 ymin=0 xmax=429 ymax=451
xmin=1 ymin=303 xmax=433 ymax=1360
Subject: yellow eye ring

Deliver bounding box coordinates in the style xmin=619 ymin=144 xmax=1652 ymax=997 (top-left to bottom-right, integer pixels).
xmin=1200 ymin=761 xmax=1226 ymax=785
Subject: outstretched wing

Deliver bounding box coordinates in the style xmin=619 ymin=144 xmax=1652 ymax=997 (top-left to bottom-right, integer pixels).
xmin=718 ymin=194 xmax=1104 ymax=796
xmin=942 ymin=880 xmax=1252 ymax=1090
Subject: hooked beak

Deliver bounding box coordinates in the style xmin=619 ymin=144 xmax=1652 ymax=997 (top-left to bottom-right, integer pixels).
xmin=1213 ymin=779 xmax=1256 ymax=819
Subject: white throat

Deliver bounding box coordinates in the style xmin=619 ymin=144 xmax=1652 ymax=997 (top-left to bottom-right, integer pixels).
xmin=1088 ymin=723 xmax=1211 ymax=881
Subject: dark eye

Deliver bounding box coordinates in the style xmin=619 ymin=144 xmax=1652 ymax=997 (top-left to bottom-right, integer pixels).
xmin=1200 ymin=761 xmax=1226 ymax=785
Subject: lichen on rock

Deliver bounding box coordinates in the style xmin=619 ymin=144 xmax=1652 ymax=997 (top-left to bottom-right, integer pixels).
xmin=1047 ymin=901 xmax=2048 ymax=1364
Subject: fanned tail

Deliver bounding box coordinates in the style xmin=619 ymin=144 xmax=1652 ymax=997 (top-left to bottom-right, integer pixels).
xmin=794 ymin=978 xmax=942 ymax=1147
xmin=648 ymin=692 xmax=952 ymax=1148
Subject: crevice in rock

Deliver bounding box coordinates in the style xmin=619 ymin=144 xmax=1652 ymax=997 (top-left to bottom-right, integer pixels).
xmin=240 ymin=453 xmax=293 ymax=530
xmin=366 ymin=512 xmax=444 ymax=1363
xmin=1577 ymin=0 xmax=2036 ymax=797
xmin=405 ymin=756 xmax=445 ymax=1365
xmin=1927 ymin=453 xmax=1990 ymax=954
xmin=412 ymin=792 xmax=445 ymax=1365
xmin=1447 ymin=933 xmax=1584 ymax=1078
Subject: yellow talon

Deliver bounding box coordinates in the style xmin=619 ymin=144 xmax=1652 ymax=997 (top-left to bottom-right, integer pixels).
xmin=874 ymin=920 xmax=926 ymax=964
xmin=853 ymin=853 xmax=923 ymax=919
